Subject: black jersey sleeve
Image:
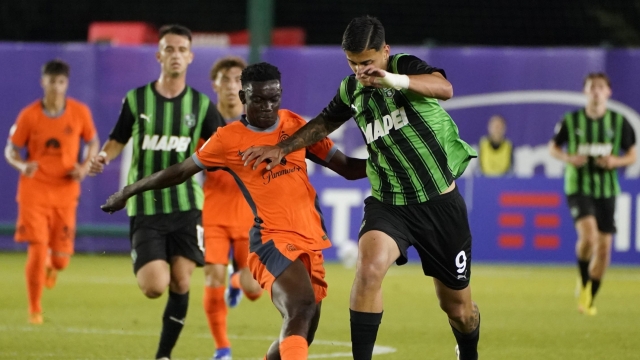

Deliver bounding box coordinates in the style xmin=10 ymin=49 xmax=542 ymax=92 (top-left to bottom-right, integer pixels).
xmin=200 ymin=102 xmax=225 ymax=140
xmin=552 ymin=118 xmax=569 ymax=146
xmin=320 ymin=88 xmax=352 ymax=125
xmin=109 ymin=98 xmax=135 ymax=144
xmin=395 ymin=54 xmax=447 ymax=78
xmin=620 ymin=117 xmax=636 ymax=151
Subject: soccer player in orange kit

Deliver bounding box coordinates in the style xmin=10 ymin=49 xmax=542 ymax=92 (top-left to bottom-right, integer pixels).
xmin=101 ymin=62 xmax=367 ymax=360
xmin=203 ymin=56 xmax=263 ymax=360
xmin=4 ymin=59 xmax=99 ymax=324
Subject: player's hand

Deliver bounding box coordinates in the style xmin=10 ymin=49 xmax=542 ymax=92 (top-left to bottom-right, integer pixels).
xmin=242 ymin=145 xmax=285 ymax=170
xmin=101 ymin=190 xmax=127 ymax=214
xmin=68 ymin=163 xmax=89 ymax=182
xmin=356 ymin=64 xmax=387 ymax=88
xmin=595 ymin=155 xmax=618 ymax=170
xmin=88 ymin=152 xmax=109 ymax=176
xmin=567 ymin=155 xmax=588 ymax=167
xmin=20 ymin=162 xmax=38 ymax=177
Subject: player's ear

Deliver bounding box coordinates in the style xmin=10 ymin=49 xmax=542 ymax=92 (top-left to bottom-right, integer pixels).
xmin=239 ymin=89 xmax=246 ymax=104
xmin=155 ymin=51 xmax=161 ymax=63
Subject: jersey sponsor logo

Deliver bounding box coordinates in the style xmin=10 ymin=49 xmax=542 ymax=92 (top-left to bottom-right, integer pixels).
xmin=262 ymin=164 xmax=302 ymax=185
xmin=382 ymin=88 xmax=395 ymax=98
xmin=140 ymin=113 xmax=152 ymax=123
xmin=45 ymin=138 xmax=61 ymax=148
xmin=360 ymin=107 xmax=410 ymax=144
xmin=183 ymin=113 xmax=196 ymax=128
xmin=142 ymin=134 xmax=191 ymax=152
xmin=577 ymin=143 xmax=613 ymax=157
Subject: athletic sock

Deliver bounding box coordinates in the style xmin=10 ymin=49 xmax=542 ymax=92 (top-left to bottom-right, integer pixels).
xmin=350 ymin=309 xmax=383 ymax=360
xmin=279 ymin=335 xmax=308 ymax=360
xmin=590 ymin=279 xmax=601 ymax=306
xmin=450 ymin=315 xmax=480 ymax=360
xmin=25 ymin=243 xmax=48 ymax=314
xmin=156 ymin=291 xmax=189 ymax=359
xmin=203 ymin=286 xmax=230 ymax=349
xmin=577 ymin=259 xmax=590 ymax=287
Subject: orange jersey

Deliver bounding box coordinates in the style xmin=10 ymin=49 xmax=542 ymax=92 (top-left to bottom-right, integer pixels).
xmin=9 ymin=98 xmax=97 ymax=205
xmin=194 ymin=109 xmax=337 ymax=251
xmin=203 ymin=163 xmax=254 ymax=230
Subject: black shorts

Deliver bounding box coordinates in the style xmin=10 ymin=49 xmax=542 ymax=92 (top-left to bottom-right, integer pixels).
xmin=359 ymin=187 xmax=472 ymax=290
xmin=566 ymin=195 xmax=616 ymax=233
xmin=129 ymin=210 xmax=205 ymax=274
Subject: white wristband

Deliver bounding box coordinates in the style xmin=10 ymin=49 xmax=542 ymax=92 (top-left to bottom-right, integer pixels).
xmin=379 ymin=72 xmax=410 ymax=90
xmin=98 ymin=151 xmax=108 ymax=159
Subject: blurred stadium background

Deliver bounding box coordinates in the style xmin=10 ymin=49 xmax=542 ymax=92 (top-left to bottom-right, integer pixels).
xmin=1 ymin=1 xmax=639 ymax=359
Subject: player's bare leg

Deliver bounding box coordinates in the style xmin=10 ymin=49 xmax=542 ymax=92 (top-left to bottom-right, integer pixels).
xmin=434 ymin=279 xmax=480 ymax=360
xmin=204 ymin=263 xmax=232 ymax=358
xmin=574 ymin=216 xmax=598 ymax=312
xmin=265 ymin=258 xmax=318 ymax=360
xmin=139 ymin=256 xmax=195 ymax=360
xmin=349 ymin=230 xmax=400 ymax=360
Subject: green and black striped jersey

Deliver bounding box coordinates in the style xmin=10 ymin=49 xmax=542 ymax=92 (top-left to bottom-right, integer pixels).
xmin=553 ymin=109 xmax=636 ymax=198
xmin=109 ymin=82 xmax=224 ymax=216
xmin=321 ymin=53 xmax=477 ymax=205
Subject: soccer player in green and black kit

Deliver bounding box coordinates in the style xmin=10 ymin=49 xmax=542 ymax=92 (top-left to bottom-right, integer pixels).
xmin=88 ymin=25 xmax=224 ymax=359
xmin=243 ymin=16 xmax=481 ymax=360
xmin=549 ymin=73 xmax=636 ymax=316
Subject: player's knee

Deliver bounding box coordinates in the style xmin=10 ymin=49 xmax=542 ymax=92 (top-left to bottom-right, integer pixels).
xmin=50 ymin=255 xmax=70 ymax=270
xmin=284 ymin=297 xmax=316 ymax=323
xmin=141 ymin=286 xmax=164 ymax=299
xmin=355 ymin=259 xmax=386 ymax=288
xmin=441 ymin=302 xmax=472 ymax=325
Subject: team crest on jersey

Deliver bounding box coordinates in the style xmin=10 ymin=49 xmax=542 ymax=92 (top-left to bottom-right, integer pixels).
xmin=382 ymin=88 xmax=395 ymax=98
xmin=607 ymin=128 xmax=615 ymax=140
xmin=183 ymin=113 xmax=196 ymax=128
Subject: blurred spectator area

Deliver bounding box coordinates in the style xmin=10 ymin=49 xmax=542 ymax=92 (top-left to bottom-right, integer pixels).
xmin=88 ymin=22 xmax=305 ymax=46
xmin=2 ymin=0 xmax=640 ymax=46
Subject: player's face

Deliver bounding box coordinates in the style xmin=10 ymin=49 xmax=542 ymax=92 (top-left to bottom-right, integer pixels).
xmin=488 ymin=117 xmax=506 ymax=140
xmin=213 ymin=66 xmax=243 ymax=107
xmin=240 ymin=80 xmax=282 ymax=129
xmin=41 ymin=74 xmax=69 ymax=98
xmin=345 ymin=44 xmax=390 ymax=85
xmin=156 ymin=34 xmax=193 ymax=78
xmin=584 ymin=77 xmax=611 ymax=106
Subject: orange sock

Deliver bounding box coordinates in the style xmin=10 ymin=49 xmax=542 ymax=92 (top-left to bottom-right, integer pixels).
xmin=25 ymin=243 xmax=47 ymax=314
xmin=230 ymin=272 xmax=241 ymax=289
xmin=50 ymin=254 xmax=70 ymax=270
xmin=279 ymin=335 xmax=308 ymax=360
xmin=203 ymin=286 xmax=230 ymax=349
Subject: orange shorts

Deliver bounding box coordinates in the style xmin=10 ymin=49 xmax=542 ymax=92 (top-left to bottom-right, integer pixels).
xmin=204 ymin=224 xmax=250 ymax=268
xmin=248 ymin=239 xmax=327 ymax=303
xmin=15 ymin=203 xmax=77 ymax=255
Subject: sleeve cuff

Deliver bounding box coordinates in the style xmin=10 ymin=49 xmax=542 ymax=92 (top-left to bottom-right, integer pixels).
xmin=191 ymin=153 xmax=207 ymax=170
xmin=324 ymin=145 xmax=338 ymax=162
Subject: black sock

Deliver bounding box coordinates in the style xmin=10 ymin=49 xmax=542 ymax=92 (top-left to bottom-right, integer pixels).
xmin=577 ymin=260 xmax=590 ymax=287
xmin=451 ymin=314 xmax=480 ymax=360
xmin=350 ymin=309 xmax=383 ymax=360
xmin=590 ymin=279 xmax=601 ymax=306
xmin=155 ymin=291 xmax=189 ymax=359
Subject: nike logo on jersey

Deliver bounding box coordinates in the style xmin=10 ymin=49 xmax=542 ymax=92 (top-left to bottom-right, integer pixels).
xmin=142 ymin=135 xmax=191 ymax=152
xmin=360 ymin=107 xmax=409 ymax=144
xmin=140 ymin=113 xmax=152 ymax=122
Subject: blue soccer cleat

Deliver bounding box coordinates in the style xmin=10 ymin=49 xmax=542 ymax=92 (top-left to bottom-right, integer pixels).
xmin=213 ymin=347 xmax=232 ymax=360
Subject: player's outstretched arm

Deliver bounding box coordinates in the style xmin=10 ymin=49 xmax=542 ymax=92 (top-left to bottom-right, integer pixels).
xmin=317 ymin=150 xmax=367 ymax=180
xmin=101 ymin=157 xmax=202 ymax=213
xmin=243 ymin=113 xmax=343 ymax=170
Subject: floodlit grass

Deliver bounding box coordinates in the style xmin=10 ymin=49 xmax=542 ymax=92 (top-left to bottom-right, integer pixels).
xmin=0 ymin=253 xmax=639 ymax=359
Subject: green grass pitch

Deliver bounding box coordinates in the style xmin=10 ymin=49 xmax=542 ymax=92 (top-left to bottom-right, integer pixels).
xmin=1 ymin=252 xmax=639 ymax=359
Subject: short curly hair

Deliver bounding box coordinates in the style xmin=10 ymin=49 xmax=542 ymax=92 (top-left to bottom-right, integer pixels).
xmin=241 ymin=62 xmax=281 ymax=87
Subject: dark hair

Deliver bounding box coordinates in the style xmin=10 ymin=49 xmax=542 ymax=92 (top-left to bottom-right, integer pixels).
xmin=584 ymin=72 xmax=611 ymax=88
xmin=241 ymin=62 xmax=281 ymax=87
xmin=41 ymin=59 xmax=70 ymax=77
xmin=159 ymin=24 xmax=192 ymax=42
xmin=210 ymin=56 xmax=247 ymax=81
xmin=342 ymin=15 xmax=386 ymax=53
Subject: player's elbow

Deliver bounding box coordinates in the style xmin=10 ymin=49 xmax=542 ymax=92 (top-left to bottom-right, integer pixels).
xmin=439 ymin=83 xmax=453 ymax=100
